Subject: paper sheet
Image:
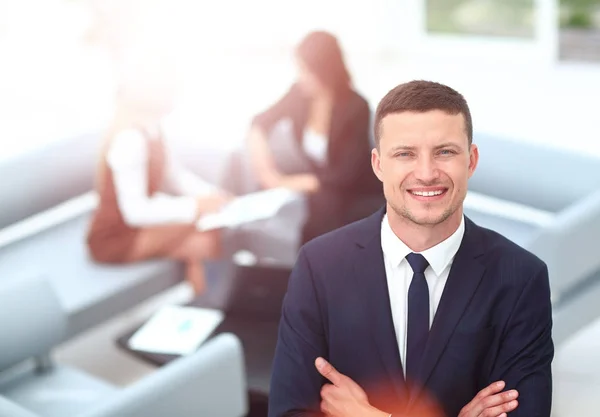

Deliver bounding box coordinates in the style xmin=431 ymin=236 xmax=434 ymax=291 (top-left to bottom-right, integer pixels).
xmin=197 ymin=187 xmax=302 ymax=231
xmin=128 ymin=306 xmax=224 ymax=356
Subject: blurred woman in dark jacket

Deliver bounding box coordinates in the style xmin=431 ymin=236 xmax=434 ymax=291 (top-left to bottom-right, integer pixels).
xmin=248 ymin=31 xmax=382 ymax=243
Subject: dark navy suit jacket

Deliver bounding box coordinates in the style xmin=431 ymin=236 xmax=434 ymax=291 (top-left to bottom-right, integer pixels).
xmin=269 ymin=208 xmax=553 ymax=417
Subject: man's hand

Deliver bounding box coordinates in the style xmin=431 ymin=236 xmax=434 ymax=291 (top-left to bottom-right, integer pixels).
xmin=315 ymin=357 xmax=387 ymax=417
xmin=459 ymin=381 xmax=519 ymax=417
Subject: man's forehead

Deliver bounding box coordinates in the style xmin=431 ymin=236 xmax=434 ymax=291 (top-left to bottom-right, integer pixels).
xmin=380 ymin=110 xmax=464 ymax=125
xmin=379 ymin=111 xmax=467 ymax=143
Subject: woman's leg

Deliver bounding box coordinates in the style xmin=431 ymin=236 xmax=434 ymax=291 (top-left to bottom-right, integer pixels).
xmin=127 ymin=226 xmax=221 ymax=294
xmin=166 ymin=230 xmax=221 ymax=294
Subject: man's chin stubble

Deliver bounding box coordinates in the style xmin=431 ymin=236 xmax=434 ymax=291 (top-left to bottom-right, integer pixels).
xmin=393 ymin=204 xmax=455 ymax=228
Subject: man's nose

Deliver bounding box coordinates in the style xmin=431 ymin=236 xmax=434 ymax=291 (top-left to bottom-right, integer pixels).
xmin=413 ymin=156 xmax=439 ymax=183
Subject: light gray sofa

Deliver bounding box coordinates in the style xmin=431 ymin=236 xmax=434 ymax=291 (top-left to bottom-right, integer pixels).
xmin=0 ymin=275 xmax=247 ymax=417
xmin=464 ymin=133 xmax=600 ymax=345
xmin=0 ymin=396 xmax=38 ymax=417
xmin=0 ymin=132 xmax=237 ymax=340
xmin=0 ymin=133 xmax=185 ymax=339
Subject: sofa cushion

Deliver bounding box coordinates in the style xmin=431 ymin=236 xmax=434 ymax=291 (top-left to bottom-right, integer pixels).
xmin=0 ymin=364 xmax=117 ymax=417
xmin=0 ymin=133 xmax=100 ymax=230
xmin=0 ymin=213 xmax=183 ymax=339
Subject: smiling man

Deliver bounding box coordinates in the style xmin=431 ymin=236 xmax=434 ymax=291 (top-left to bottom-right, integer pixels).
xmin=268 ymin=80 xmax=553 ymax=417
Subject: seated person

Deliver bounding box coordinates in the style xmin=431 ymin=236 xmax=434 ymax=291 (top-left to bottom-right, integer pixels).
xmin=248 ymin=31 xmax=382 ymax=244
xmin=87 ymin=74 xmax=230 ymax=294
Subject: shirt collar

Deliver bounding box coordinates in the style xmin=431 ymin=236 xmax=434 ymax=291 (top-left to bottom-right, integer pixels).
xmin=381 ymin=214 xmax=465 ymax=276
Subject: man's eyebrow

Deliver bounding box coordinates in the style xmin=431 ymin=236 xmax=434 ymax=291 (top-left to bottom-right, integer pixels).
xmin=434 ymin=142 xmax=462 ymax=150
xmin=390 ymin=145 xmax=416 ymax=152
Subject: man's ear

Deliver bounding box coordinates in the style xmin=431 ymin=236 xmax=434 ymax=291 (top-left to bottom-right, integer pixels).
xmin=468 ymin=143 xmax=479 ymax=178
xmin=371 ymin=148 xmax=384 ymax=183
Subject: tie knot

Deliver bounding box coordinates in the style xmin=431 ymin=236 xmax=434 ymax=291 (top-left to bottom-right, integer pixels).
xmin=406 ymin=253 xmax=429 ymax=274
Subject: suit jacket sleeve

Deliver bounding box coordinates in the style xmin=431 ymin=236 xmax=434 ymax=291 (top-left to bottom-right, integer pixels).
xmin=268 ymin=248 xmax=327 ymax=417
xmin=315 ymin=99 xmax=372 ymax=191
xmin=490 ymin=264 xmax=554 ymax=417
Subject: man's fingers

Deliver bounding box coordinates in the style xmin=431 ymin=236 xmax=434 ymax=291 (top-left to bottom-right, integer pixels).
xmin=480 ymin=400 xmax=518 ymax=417
xmin=461 ymin=381 xmax=519 ymax=417
xmin=462 ymin=381 xmax=505 ymax=415
xmin=320 ymin=383 xmax=335 ymax=398
xmin=473 ymin=390 xmax=518 ymax=417
xmin=483 ymin=390 xmax=519 ymax=409
xmin=475 ymin=381 xmax=505 ymax=400
xmin=320 ymin=400 xmax=330 ymax=416
xmin=315 ymin=357 xmax=343 ymax=386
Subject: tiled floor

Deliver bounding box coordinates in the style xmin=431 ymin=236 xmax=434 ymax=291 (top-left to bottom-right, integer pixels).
xmin=55 ymin=283 xmax=600 ymax=416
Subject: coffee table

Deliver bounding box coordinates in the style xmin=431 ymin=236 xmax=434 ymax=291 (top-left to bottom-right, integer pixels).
xmin=115 ymin=264 xmax=283 ymax=417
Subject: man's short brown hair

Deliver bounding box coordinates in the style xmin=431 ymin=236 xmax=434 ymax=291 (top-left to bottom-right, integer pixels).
xmin=374 ymin=80 xmax=473 ymax=147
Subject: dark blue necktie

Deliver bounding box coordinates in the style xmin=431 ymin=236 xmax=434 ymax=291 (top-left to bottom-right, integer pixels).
xmin=405 ymin=252 xmax=430 ymax=383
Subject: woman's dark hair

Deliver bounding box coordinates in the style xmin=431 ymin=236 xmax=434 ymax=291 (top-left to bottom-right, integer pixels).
xmin=296 ymin=31 xmax=351 ymax=97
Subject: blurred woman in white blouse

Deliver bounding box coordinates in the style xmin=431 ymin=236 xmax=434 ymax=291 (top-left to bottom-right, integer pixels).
xmin=87 ymin=62 xmax=230 ymax=294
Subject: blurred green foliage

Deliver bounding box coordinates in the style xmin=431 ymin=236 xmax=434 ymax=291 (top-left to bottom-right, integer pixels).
xmin=560 ymin=0 xmax=600 ymax=28
xmin=427 ymin=0 xmax=599 ymax=34
xmin=427 ymin=0 xmax=535 ymax=38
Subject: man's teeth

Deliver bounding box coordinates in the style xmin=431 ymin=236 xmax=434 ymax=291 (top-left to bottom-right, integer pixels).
xmin=410 ymin=190 xmax=444 ymax=197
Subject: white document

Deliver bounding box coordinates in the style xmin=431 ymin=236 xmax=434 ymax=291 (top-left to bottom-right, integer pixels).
xmin=197 ymin=187 xmax=302 ymax=231
xmin=128 ymin=305 xmax=224 ymax=356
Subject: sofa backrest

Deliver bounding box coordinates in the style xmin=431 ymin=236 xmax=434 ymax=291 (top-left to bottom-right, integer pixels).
xmin=529 ymin=189 xmax=600 ymax=299
xmin=0 ymin=396 xmax=39 ymax=417
xmin=0 ymin=275 xmax=67 ymax=372
xmin=0 ymin=130 xmax=234 ymax=233
xmin=469 ymin=133 xmax=600 ymax=213
xmin=0 ymin=133 xmax=101 ymax=230
xmin=79 ymin=333 xmax=247 ymax=417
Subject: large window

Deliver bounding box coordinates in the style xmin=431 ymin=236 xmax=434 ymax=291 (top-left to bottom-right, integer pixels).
xmin=1 ymin=0 xmax=394 ymax=161
xmin=0 ymin=0 xmax=114 ymax=161
xmin=559 ymin=0 xmax=600 ymax=61
xmin=0 ymin=0 xmax=299 ymax=159
xmin=426 ymin=0 xmax=536 ymax=38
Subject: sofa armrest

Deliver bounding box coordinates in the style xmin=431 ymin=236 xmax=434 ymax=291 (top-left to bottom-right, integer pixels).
xmin=529 ymin=189 xmax=600 ymax=300
xmin=80 ymin=333 xmax=248 ymax=417
xmin=0 ymin=396 xmax=40 ymax=417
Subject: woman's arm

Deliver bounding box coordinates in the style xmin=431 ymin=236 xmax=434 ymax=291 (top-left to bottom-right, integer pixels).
xmin=107 ymin=130 xmax=203 ymax=227
xmin=249 ymin=126 xmax=321 ymax=192
xmin=161 ymin=142 xmax=224 ymax=197
xmin=248 ymin=125 xmax=284 ymax=189
xmin=249 ymin=84 xmax=304 ymax=189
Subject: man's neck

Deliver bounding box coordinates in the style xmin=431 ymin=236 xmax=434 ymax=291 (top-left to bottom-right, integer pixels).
xmin=387 ymin=205 xmax=463 ymax=253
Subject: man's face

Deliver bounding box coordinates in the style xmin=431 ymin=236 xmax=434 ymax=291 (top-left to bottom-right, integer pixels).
xmin=372 ymin=110 xmax=478 ymax=227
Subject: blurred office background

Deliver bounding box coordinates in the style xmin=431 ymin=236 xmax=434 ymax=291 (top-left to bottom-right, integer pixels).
xmin=0 ymin=1 xmax=599 ymax=416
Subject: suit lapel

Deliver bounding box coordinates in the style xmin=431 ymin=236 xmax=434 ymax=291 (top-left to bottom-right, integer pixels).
xmin=414 ymin=218 xmax=486 ymax=397
xmin=353 ymin=208 xmax=406 ymax=398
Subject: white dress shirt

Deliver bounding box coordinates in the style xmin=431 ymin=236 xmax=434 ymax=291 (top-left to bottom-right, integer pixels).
xmin=380 ymin=214 xmax=465 ymax=376
xmin=107 ymin=127 xmax=218 ymax=227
